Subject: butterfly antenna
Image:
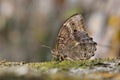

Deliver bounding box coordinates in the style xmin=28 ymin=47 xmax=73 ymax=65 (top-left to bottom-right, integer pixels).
xmin=40 ymin=42 xmax=52 ymax=50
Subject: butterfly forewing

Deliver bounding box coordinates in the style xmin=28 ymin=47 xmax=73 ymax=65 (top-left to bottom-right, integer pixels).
xmin=52 ymin=14 xmax=97 ymax=61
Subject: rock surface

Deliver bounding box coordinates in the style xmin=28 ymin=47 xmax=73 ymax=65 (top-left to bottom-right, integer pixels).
xmin=0 ymin=58 xmax=120 ymax=80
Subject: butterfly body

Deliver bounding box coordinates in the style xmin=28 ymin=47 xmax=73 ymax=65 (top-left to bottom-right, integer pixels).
xmin=52 ymin=14 xmax=97 ymax=61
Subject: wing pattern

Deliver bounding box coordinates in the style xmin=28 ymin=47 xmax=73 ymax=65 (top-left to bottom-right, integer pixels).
xmin=52 ymin=14 xmax=97 ymax=61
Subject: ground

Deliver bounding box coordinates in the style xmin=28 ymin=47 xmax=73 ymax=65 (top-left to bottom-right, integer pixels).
xmin=0 ymin=58 xmax=120 ymax=80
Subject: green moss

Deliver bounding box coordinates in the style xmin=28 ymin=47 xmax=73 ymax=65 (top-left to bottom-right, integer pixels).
xmin=0 ymin=58 xmax=117 ymax=69
xmin=21 ymin=58 xmax=118 ymax=70
xmin=0 ymin=58 xmax=119 ymax=80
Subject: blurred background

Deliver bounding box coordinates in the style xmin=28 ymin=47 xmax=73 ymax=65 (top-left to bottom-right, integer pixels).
xmin=0 ymin=0 xmax=119 ymax=62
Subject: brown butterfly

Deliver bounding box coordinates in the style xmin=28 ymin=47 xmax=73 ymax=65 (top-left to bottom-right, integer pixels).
xmin=52 ymin=14 xmax=97 ymax=61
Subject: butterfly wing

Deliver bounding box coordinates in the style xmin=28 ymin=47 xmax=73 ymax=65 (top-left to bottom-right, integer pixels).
xmin=52 ymin=14 xmax=97 ymax=61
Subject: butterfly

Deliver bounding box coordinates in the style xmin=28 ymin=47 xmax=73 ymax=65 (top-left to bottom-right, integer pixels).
xmin=52 ymin=14 xmax=97 ymax=61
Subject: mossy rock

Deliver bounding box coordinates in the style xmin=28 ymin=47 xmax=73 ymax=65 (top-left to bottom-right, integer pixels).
xmin=0 ymin=58 xmax=120 ymax=80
